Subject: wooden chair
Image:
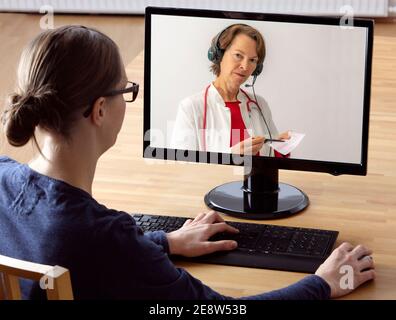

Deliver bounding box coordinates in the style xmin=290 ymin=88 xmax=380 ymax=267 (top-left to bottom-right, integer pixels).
xmin=0 ymin=254 xmax=73 ymax=300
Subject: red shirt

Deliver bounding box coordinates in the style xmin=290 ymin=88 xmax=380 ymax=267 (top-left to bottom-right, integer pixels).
xmin=225 ymin=101 xmax=290 ymax=158
xmin=225 ymin=101 xmax=250 ymax=147
xmin=274 ymin=150 xmax=290 ymax=158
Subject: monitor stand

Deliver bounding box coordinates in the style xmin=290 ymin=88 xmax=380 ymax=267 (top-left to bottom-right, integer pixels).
xmin=204 ymin=158 xmax=309 ymax=220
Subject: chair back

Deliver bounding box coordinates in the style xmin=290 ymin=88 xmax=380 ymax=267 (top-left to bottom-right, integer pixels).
xmin=0 ymin=254 xmax=73 ymax=300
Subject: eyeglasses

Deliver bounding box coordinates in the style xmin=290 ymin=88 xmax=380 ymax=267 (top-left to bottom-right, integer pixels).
xmin=83 ymin=81 xmax=139 ymax=117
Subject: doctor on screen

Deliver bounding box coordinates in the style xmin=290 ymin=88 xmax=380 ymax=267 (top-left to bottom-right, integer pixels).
xmin=171 ymin=24 xmax=291 ymax=156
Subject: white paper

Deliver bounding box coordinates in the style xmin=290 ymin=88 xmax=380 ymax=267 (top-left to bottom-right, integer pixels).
xmin=269 ymin=131 xmax=305 ymax=155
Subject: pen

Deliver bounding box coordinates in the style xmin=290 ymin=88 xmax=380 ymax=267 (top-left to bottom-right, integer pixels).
xmin=265 ymin=139 xmax=286 ymax=143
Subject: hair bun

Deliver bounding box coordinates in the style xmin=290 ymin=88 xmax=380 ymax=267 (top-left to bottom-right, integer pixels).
xmin=2 ymin=86 xmax=59 ymax=147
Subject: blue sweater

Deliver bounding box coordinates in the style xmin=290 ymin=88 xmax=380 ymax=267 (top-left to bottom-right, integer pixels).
xmin=0 ymin=156 xmax=330 ymax=300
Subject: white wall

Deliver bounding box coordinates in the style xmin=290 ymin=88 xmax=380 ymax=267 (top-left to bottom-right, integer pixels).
xmin=149 ymin=14 xmax=368 ymax=164
xmin=0 ymin=0 xmax=390 ymax=16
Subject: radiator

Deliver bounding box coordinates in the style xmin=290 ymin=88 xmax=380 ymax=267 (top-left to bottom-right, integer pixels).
xmin=0 ymin=0 xmax=392 ymax=17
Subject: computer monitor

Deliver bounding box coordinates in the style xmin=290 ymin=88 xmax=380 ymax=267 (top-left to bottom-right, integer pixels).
xmin=143 ymin=6 xmax=373 ymax=220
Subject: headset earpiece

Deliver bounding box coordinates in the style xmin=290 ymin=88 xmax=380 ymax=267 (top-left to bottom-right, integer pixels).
xmin=207 ymin=31 xmax=224 ymax=64
xmin=252 ymin=62 xmax=263 ymax=77
xmin=207 ymin=46 xmax=219 ymax=63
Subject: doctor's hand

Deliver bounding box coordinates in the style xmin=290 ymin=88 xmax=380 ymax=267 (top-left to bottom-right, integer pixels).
xmin=166 ymin=210 xmax=239 ymax=257
xmin=278 ymin=131 xmax=292 ymax=141
xmin=231 ymin=136 xmax=265 ymax=155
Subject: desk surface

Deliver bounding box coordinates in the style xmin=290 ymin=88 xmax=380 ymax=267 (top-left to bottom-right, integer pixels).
xmin=1 ymin=14 xmax=395 ymax=300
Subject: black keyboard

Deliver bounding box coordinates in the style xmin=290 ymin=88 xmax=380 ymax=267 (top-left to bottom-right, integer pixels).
xmin=133 ymin=214 xmax=339 ymax=273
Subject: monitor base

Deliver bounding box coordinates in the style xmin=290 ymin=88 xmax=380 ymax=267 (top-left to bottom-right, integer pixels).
xmin=205 ymin=181 xmax=309 ymax=220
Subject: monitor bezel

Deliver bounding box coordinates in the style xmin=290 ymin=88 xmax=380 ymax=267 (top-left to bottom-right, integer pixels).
xmin=143 ymin=6 xmax=373 ymax=176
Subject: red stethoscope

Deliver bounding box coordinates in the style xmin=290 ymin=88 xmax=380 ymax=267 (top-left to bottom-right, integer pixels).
xmin=202 ymin=84 xmax=260 ymax=151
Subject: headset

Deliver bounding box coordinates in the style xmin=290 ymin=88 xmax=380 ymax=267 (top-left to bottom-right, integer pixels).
xmin=206 ymin=24 xmax=273 ymax=156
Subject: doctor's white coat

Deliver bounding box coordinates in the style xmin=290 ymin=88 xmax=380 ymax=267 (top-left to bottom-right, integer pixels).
xmin=171 ymin=83 xmax=279 ymax=156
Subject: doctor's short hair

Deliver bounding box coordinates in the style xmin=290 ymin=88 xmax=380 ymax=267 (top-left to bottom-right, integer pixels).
xmin=1 ymin=25 xmax=123 ymax=148
xmin=209 ymin=24 xmax=266 ymax=77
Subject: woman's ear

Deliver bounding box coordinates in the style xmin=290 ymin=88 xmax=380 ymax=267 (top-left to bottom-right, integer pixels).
xmin=90 ymin=97 xmax=106 ymax=126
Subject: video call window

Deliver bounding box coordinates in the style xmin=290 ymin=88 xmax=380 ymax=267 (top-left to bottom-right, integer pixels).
xmin=148 ymin=14 xmax=368 ymax=165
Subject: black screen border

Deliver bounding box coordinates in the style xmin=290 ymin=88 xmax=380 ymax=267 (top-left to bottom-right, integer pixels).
xmin=143 ymin=6 xmax=373 ymax=176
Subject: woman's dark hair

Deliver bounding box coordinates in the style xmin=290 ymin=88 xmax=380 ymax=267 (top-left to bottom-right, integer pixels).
xmin=1 ymin=25 xmax=123 ymax=147
xmin=210 ymin=24 xmax=266 ymax=77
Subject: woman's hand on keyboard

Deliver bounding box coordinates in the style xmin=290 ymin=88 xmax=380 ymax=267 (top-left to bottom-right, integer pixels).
xmin=315 ymin=242 xmax=375 ymax=298
xmin=166 ymin=210 xmax=239 ymax=257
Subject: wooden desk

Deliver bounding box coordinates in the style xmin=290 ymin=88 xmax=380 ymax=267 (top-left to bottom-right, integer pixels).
xmin=1 ymin=14 xmax=395 ymax=299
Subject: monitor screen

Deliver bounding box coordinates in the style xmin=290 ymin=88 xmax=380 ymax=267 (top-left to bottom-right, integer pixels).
xmin=143 ymin=7 xmax=373 ymax=219
xmin=144 ymin=7 xmax=373 ymax=176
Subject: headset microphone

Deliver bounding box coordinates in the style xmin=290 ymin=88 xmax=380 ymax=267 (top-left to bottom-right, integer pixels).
xmin=245 ymin=75 xmax=258 ymax=88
